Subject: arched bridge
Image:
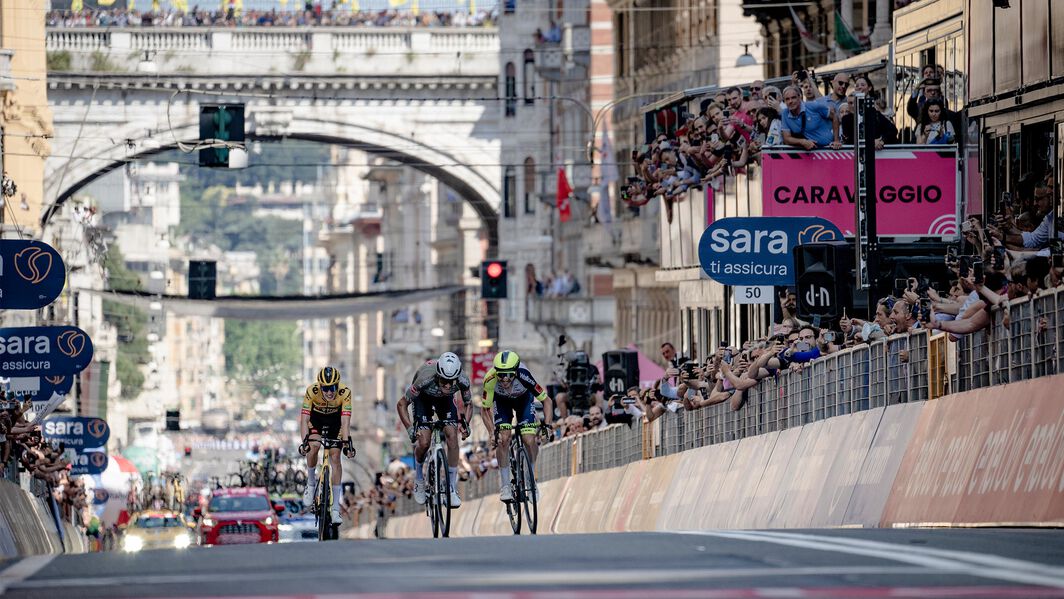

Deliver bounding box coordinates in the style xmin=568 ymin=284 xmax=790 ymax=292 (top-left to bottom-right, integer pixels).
xmin=44 ymin=27 xmax=502 ymax=242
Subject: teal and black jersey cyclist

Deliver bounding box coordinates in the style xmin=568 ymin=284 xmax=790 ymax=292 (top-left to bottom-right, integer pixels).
xmin=479 ymin=350 xmax=553 ymax=501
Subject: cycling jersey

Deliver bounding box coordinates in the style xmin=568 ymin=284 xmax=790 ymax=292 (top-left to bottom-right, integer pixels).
xmin=302 ymin=384 xmax=352 ymax=417
xmin=480 ymin=367 xmax=548 ymax=408
xmin=404 ymin=361 xmax=471 ymax=405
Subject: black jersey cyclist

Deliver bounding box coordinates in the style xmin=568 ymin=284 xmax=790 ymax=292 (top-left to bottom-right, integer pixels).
xmin=480 ymin=350 xmax=553 ymax=501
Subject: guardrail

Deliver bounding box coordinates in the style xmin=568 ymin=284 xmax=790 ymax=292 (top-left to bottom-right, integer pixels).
xmin=379 ymin=287 xmax=1064 ymax=526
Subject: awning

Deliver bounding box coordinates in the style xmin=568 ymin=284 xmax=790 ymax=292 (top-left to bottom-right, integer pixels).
xmin=78 ymin=285 xmax=467 ymax=320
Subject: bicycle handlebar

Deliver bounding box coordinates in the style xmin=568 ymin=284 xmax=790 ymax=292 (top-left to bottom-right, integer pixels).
xmin=300 ymin=433 xmax=351 ymax=451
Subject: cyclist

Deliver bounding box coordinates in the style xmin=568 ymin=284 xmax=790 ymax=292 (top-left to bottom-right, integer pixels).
xmin=299 ymin=366 xmax=356 ymax=523
xmin=480 ymin=350 xmax=553 ymax=502
xmin=396 ymin=352 xmax=472 ymax=508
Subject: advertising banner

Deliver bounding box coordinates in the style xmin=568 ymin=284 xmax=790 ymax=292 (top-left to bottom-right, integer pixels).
xmin=761 ymin=147 xmax=958 ymax=237
xmin=0 ymin=325 xmax=94 ymax=377
xmin=8 ymin=374 xmax=75 ymax=401
xmin=697 ymin=217 xmax=843 ymax=286
xmin=67 ymin=448 xmax=109 ymax=476
xmin=0 ymin=240 xmax=66 ymax=310
xmin=43 ymin=416 xmax=110 ymax=449
xmin=470 ymin=351 xmax=493 ymax=386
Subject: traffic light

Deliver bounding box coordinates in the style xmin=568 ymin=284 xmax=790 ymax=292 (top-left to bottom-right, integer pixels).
xmin=166 ymin=409 xmax=181 ymax=431
xmin=199 ymin=104 xmax=245 ymax=168
xmin=187 ymin=260 xmax=216 ymax=300
xmin=480 ymin=260 xmax=507 ymax=299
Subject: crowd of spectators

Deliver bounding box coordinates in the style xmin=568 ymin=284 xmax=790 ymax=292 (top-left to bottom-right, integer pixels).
xmin=46 ymin=4 xmax=495 ymax=28
xmin=1 ymin=395 xmax=88 ymax=522
xmin=525 ymin=264 xmax=581 ymax=298
xmin=620 ymin=68 xmax=963 ymax=219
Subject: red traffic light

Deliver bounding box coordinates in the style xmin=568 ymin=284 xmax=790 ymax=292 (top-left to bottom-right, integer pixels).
xmin=486 ymin=262 xmax=504 ymax=278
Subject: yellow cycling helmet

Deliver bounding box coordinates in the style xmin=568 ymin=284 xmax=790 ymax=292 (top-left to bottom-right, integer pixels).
xmin=493 ymin=350 xmax=520 ymax=373
xmin=317 ymin=366 xmax=341 ymax=387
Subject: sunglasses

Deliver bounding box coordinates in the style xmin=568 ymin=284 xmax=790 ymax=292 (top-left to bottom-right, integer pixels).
xmin=751 ymin=86 xmax=762 ymax=91
xmin=497 ymin=372 xmax=516 ymax=380
xmin=321 ymin=384 xmax=338 ymax=394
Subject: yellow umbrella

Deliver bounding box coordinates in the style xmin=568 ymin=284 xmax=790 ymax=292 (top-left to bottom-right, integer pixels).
xmin=72 ymin=0 xmax=84 ymax=10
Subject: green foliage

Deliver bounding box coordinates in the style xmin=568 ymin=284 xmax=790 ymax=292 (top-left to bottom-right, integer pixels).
xmin=291 ymin=50 xmax=312 ymax=72
xmin=102 ymin=246 xmax=149 ymax=399
xmin=223 ymin=320 xmax=301 ymax=397
xmin=47 ymin=51 xmax=72 ymax=71
xmin=89 ymin=51 xmax=122 ymax=72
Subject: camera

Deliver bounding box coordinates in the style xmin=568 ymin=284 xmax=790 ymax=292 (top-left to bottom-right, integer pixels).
xmin=721 ymin=349 xmax=733 ymax=365
xmin=680 ymin=361 xmax=698 ymax=379
xmin=973 ymin=259 xmax=985 ymax=284
xmin=823 ymin=331 xmax=836 ymax=344
xmin=795 ymin=341 xmax=812 ymax=352
xmin=961 ymin=220 xmax=973 ymax=234
xmin=562 ymin=350 xmax=594 ymax=415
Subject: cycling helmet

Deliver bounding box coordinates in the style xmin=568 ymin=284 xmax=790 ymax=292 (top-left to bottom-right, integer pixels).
xmin=435 ymin=352 xmax=462 ymax=381
xmin=493 ymin=350 xmax=520 ymax=373
xmin=317 ymin=366 xmax=341 ymax=387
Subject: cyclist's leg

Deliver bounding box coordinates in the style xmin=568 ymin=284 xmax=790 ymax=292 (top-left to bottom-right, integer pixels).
xmin=517 ymin=394 xmax=539 ymax=466
xmin=304 ymin=416 xmax=324 ymax=506
xmin=435 ymin=397 xmax=461 ymax=493
xmin=412 ymin=397 xmax=433 ymax=484
xmin=493 ymin=400 xmax=515 ymax=496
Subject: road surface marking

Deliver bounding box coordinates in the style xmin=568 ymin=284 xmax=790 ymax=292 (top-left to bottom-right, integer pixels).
xmin=0 ymin=554 xmax=56 ymax=595
xmin=676 ymin=530 xmax=1064 ymax=589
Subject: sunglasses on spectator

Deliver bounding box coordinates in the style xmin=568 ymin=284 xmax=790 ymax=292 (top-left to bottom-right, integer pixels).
xmin=751 ymin=86 xmax=762 ymax=91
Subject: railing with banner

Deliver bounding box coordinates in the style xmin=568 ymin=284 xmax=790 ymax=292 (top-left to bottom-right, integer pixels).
xmin=380 ymin=288 xmax=1063 ymax=525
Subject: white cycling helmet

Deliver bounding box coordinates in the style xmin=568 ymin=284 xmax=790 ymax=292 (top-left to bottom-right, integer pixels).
xmin=435 ymin=352 xmax=462 ymax=381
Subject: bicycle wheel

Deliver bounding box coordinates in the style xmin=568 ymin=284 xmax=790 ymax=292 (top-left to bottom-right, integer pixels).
xmin=516 ymin=444 xmax=538 ymax=535
xmin=505 ymin=449 xmax=522 ymax=535
xmin=317 ymin=467 xmax=332 ymax=541
xmin=428 ymin=459 xmax=440 ymax=539
xmin=435 ymin=448 xmax=451 ymax=538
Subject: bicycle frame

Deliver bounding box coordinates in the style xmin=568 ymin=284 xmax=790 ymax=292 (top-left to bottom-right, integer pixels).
xmin=423 ymin=421 xmax=452 ymax=539
xmin=496 ymin=425 xmax=540 ymax=535
xmin=302 ymin=434 xmax=348 ymax=541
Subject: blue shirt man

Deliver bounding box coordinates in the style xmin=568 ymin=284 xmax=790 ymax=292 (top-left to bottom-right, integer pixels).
xmin=780 ymin=86 xmax=840 ymax=150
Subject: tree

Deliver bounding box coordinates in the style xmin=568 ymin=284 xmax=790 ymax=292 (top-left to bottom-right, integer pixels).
xmin=102 ymin=246 xmax=150 ymax=399
xmin=223 ymin=320 xmax=301 ymax=398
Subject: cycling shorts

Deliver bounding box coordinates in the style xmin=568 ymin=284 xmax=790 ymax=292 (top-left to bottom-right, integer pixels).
xmin=309 ymin=411 xmax=343 ymax=441
xmin=493 ymin=393 xmax=536 ymax=432
xmin=413 ymin=395 xmax=460 ymax=429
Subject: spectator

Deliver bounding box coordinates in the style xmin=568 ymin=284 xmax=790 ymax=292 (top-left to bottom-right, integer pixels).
xmin=916 ymin=99 xmax=956 ymax=145
xmin=585 ymin=405 xmax=608 ymax=431
xmin=820 ymin=72 xmax=851 ymax=112
xmin=754 ymin=107 xmax=783 ymax=147
xmin=993 ymin=176 xmax=1061 ymax=251
xmin=780 ymin=86 xmax=842 ymax=150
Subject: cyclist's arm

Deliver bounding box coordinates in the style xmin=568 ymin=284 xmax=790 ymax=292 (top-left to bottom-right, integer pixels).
xmin=480 ymin=374 xmax=496 ymax=438
xmin=518 ymin=368 xmax=553 ymax=425
xmin=341 ymin=390 xmax=353 ymax=440
xmin=396 ymin=391 xmax=413 ymax=430
xmin=299 ymin=388 xmax=313 ymax=439
xmin=457 ymin=374 xmax=473 ymax=428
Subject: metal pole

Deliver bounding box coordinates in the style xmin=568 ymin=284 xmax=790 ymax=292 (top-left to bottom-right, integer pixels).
xmin=854 ymin=94 xmax=878 ymax=319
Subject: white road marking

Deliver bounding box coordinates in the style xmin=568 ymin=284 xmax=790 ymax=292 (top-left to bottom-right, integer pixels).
xmin=0 ymin=554 xmax=57 ymax=595
xmin=676 ymin=530 xmax=1064 ymax=589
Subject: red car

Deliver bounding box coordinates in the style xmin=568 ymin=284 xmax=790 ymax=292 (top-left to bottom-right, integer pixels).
xmin=196 ymin=487 xmax=283 ymax=546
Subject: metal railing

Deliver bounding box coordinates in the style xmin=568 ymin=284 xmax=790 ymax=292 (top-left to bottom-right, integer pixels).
xmin=380 ymin=287 xmax=1064 ymax=526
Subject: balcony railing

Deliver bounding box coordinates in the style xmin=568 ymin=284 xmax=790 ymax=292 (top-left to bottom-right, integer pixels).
xmin=526 ymin=295 xmax=613 ymax=328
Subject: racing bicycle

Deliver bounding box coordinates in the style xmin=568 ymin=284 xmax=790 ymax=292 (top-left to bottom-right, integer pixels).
xmin=299 ymin=433 xmax=353 ymax=541
xmin=495 ymin=424 xmax=543 ymax=535
xmin=423 ymin=421 xmax=452 ymax=538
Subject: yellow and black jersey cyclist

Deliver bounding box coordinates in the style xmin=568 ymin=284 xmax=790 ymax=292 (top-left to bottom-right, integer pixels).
xmin=480 ymin=350 xmax=554 ymax=502
xmin=298 ymin=366 xmax=355 ymax=520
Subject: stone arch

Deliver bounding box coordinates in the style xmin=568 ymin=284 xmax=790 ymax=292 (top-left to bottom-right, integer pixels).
xmin=43 ymin=116 xmax=500 ymax=251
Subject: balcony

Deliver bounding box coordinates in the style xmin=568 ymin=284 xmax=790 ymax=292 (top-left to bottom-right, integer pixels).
xmin=620 ymin=216 xmax=659 ymax=259
xmin=0 ymin=50 xmax=14 ymax=91
xmin=526 ymin=296 xmax=613 ymax=328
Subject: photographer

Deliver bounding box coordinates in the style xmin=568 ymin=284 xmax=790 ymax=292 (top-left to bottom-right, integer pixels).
xmin=604 ymin=389 xmax=644 ymax=426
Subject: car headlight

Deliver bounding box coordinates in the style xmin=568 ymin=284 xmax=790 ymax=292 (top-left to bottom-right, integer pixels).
xmin=264 ymin=516 xmax=274 ymax=526
xmin=201 ymin=518 xmax=215 ymax=528
xmin=123 ymin=535 xmax=144 ymax=553
xmin=173 ymin=534 xmax=192 ymax=549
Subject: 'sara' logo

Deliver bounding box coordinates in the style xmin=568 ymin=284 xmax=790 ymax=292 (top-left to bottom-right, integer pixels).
xmin=57 ymin=330 xmax=88 ymax=358
xmin=45 ymin=375 xmax=65 ymax=385
xmin=88 ymin=420 xmax=108 ymax=439
xmin=14 ymin=246 xmax=53 ymax=284
xmin=89 ymin=452 xmax=107 ymax=468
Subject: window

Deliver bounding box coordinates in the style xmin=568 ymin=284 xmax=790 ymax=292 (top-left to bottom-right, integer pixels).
xmin=505 ymin=62 xmax=517 ymax=117
xmin=523 ymin=157 xmax=536 ymax=214
xmin=503 ymin=166 xmax=516 ymax=218
xmin=523 ymin=50 xmax=535 ymax=104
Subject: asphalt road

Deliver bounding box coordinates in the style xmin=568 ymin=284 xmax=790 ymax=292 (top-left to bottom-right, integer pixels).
xmin=4 ymin=529 xmax=1064 ymax=598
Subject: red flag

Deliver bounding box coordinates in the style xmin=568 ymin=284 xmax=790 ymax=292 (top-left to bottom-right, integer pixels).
xmin=556 ymin=167 xmax=573 ymax=223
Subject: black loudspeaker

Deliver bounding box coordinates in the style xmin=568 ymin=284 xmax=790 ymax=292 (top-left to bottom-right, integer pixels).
xmin=601 ymin=350 xmax=639 ymax=397
xmin=794 ymin=242 xmax=855 ymax=322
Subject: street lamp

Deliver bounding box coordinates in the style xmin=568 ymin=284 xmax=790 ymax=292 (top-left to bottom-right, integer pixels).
xmin=735 ymin=43 xmax=759 ymax=68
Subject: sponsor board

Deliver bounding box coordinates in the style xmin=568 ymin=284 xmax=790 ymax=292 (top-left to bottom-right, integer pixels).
xmin=7 ymin=375 xmax=74 ymax=401
xmin=0 ymin=240 xmax=66 ymax=310
xmin=697 ymin=216 xmax=843 ymax=286
xmin=470 ymin=351 xmax=493 ymax=385
xmin=0 ymin=325 xmax=94 ymax=377
xmin=66 ymin=448 xmax=109 ymax=476
xmin=761 ymin=147 xmax=959 ymax=237
xmin=43 ymin=416 xmax=110 ymax=449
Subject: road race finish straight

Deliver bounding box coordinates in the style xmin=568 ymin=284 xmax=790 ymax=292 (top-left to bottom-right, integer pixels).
xmin=760 ymin=146 xmax=959 ymax=237
xmin=0 ymin=325 xmax=94 ymax=377
xmin=697 ymin=216 xmax=843 ymax=287
xmin=0 ymin=240 xmax=67 ymax=310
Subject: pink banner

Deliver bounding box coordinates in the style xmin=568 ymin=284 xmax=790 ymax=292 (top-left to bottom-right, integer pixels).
xmin=761 ymin=147 xmax=958 ymax=236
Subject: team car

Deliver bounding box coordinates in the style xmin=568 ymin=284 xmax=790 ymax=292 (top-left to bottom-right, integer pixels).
xmin=195 ymin=487 xmax=283 ymax=546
